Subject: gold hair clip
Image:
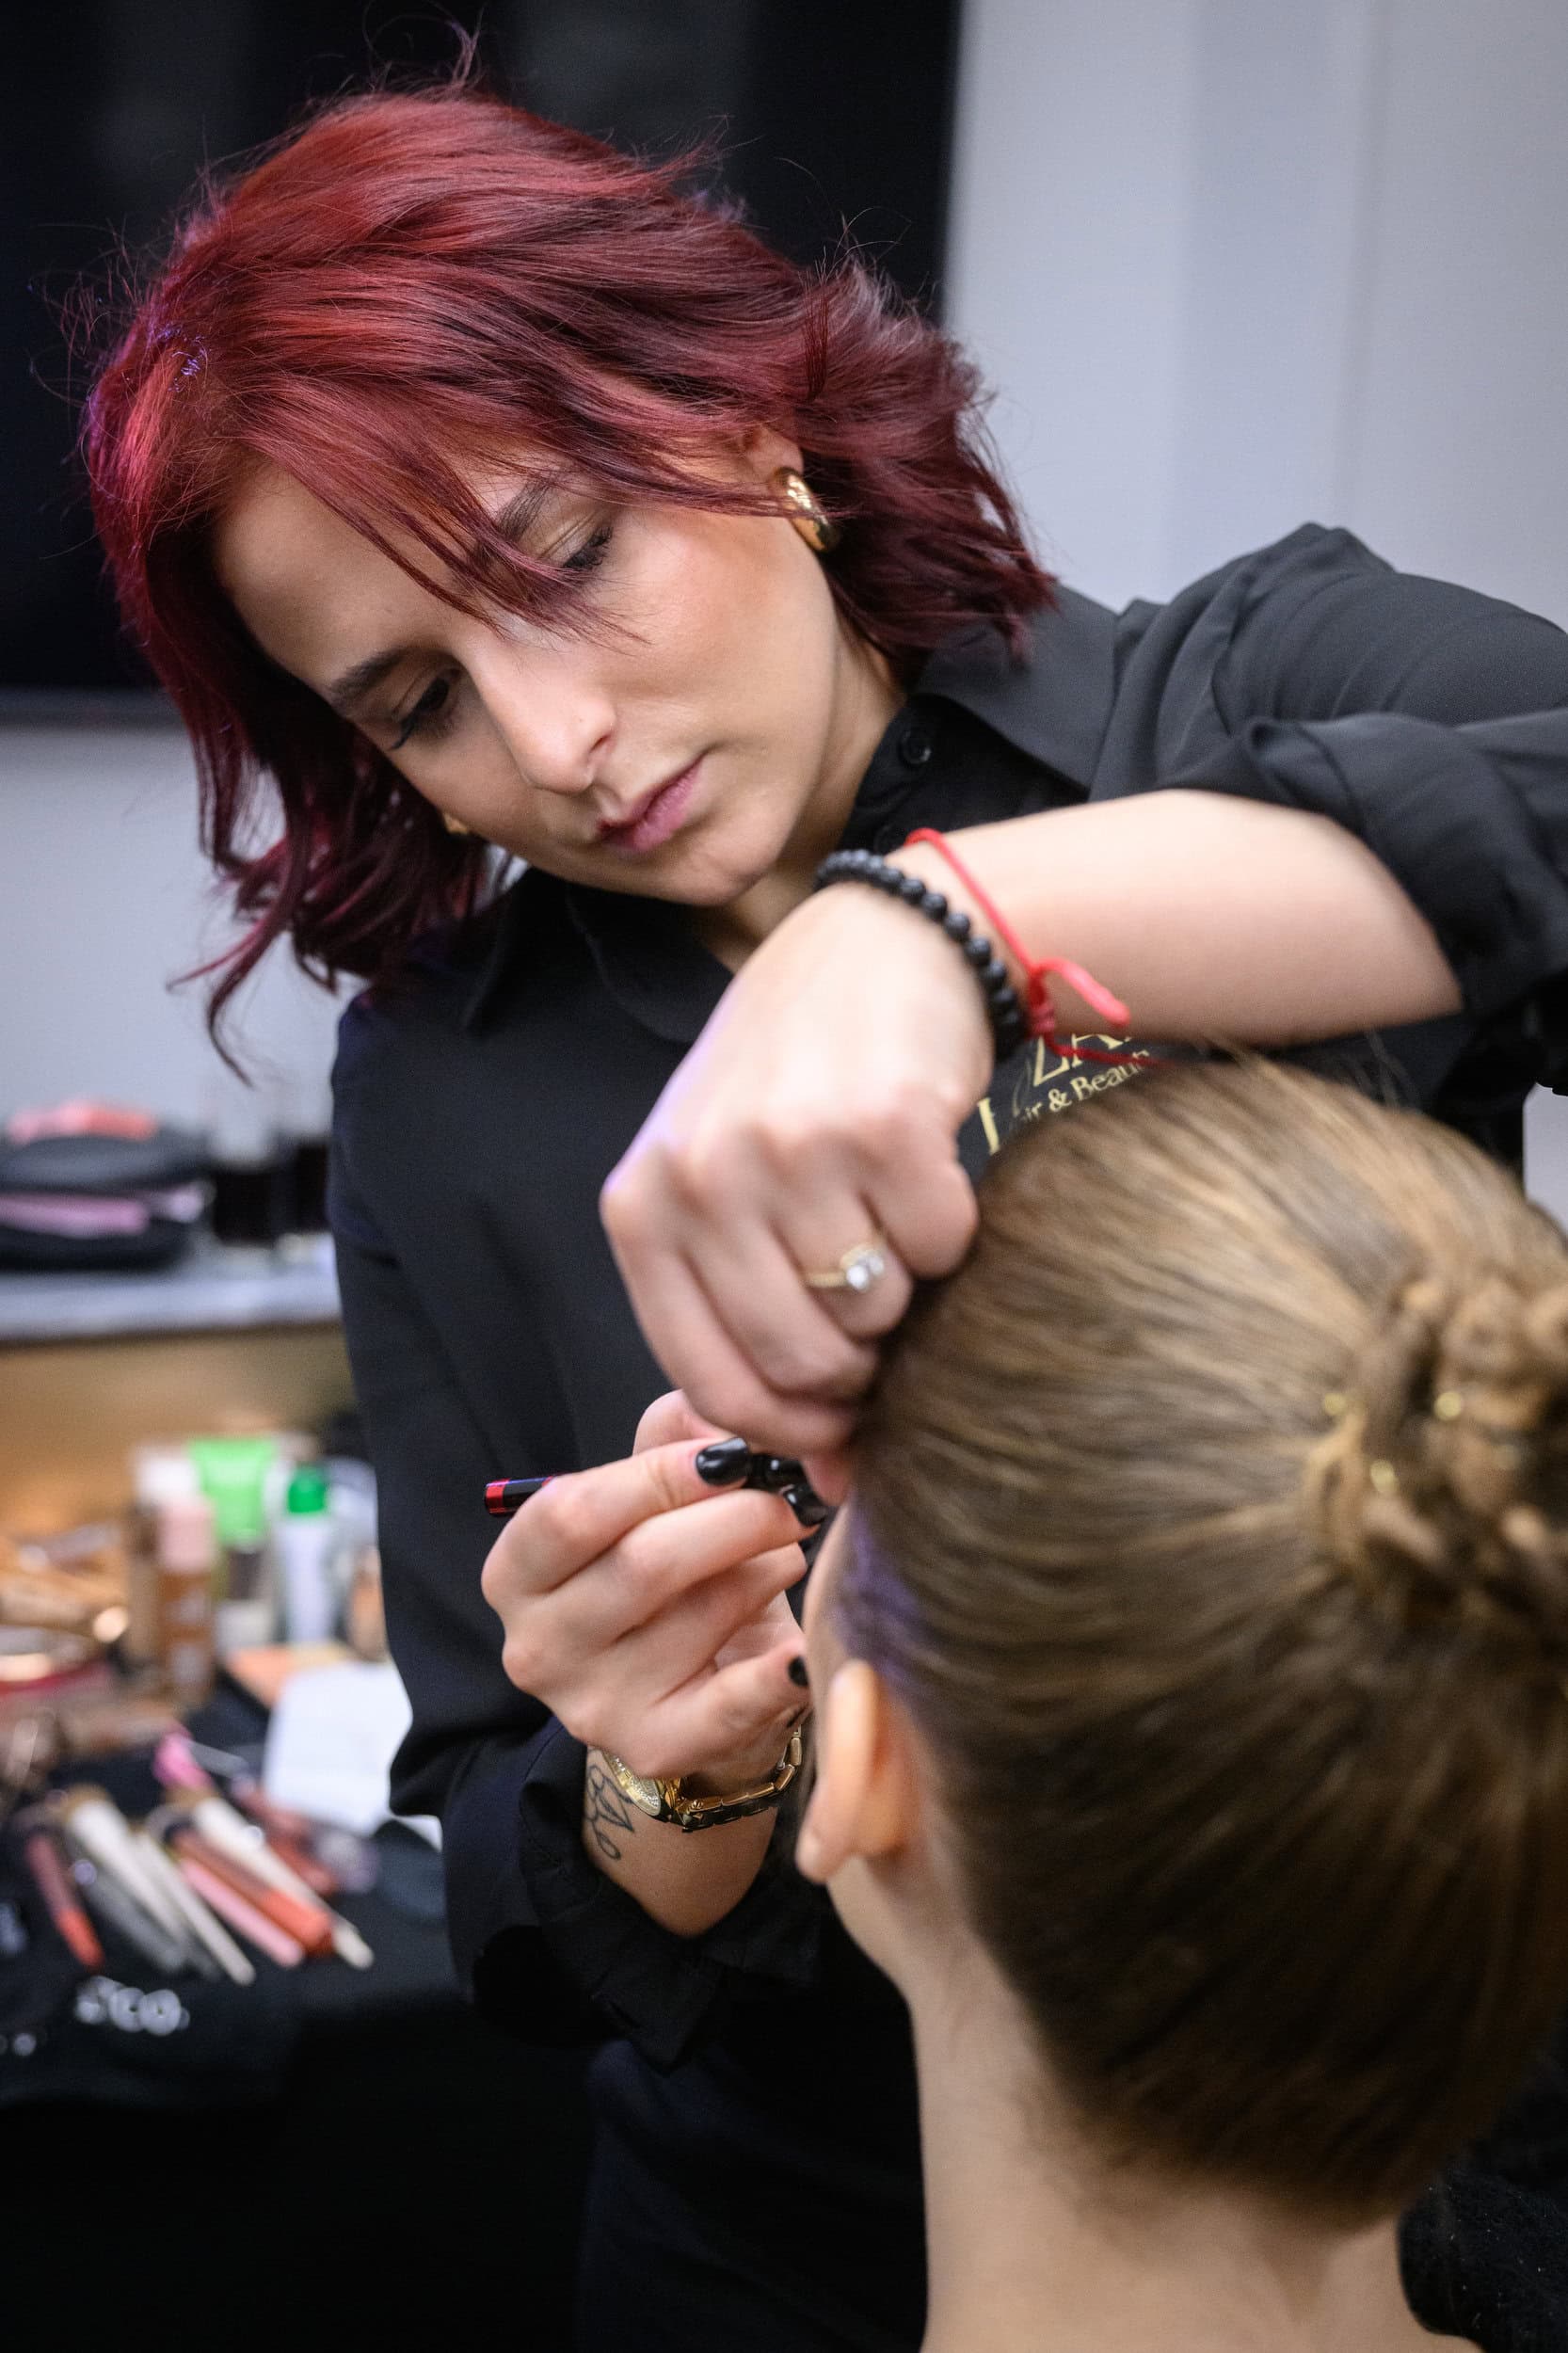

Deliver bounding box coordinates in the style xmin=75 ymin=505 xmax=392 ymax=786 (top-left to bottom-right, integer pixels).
xmin=1432 ymin=1390 xmax=1464 ymax=1422
xmin=1368 ymin=1460 xmax=1400 ymax=1497
xmin=1322 ymin=1391 xmax=1350 ymax=1420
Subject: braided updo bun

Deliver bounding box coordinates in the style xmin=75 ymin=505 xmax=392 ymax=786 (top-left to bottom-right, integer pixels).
xmin=847 ymin=1057 xmax=1568 ymax=2222
xmin=1307 ymin=1273 xmax=1568 ymax=1677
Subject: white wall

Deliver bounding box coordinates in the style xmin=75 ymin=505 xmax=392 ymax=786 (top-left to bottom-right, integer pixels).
xmin=950 ymin=0 xmax=1568 ymax=623
xmin=949 ymin=0 xmax=1568 ymax=1210
xmin=0 ymin=724 xmax=341 ymax=1143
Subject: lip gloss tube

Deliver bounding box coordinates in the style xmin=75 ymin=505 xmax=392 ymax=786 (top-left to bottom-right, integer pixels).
xmin=128 ymin=1832 xmax=219 ymax=1980
xmin=154 ymin=1731 xmax=344 ymax=1897
xmin=70 ymin=1853 xmax=189 ymax=1977
xmin=172 ymin=1851 xmax=305 ymax=1969
xmin=169 ymin=1830 xmax=335 ymax=1958
xmin=230 ymin=1795 xmax=339 ymax=1896
xmin=485 ymin=1476 xmax=553 ymax=1517
xmin=136 ymin=1824 xmax=255 ymax=1987
xmin=57 ymin=1788 xmax=198 ymax=1963
xmin=21 ymin=1824 xmax=103 ymax=1969
xmin=181 ymin=1795 xmax=372 ymax=1968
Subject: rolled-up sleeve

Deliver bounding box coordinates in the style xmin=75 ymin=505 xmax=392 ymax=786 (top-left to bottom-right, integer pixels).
xmin=1120 ymin=528 xmax=1568 ymax=1084
xmin=1199 ymin=707 xmax=1568 ymax=1031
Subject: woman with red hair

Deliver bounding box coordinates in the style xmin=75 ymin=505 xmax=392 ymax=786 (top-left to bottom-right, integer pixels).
xmin=87 ymin=80 xmax=1568 ymax=2349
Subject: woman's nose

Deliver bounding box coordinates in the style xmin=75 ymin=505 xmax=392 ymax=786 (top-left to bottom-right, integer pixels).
xmin=475 ymin=643 xmax=616 ymax=796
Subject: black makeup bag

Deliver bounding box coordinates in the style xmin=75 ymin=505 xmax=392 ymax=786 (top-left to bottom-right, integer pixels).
xmin=0 ymin=1126 xmax=212 ymax=1273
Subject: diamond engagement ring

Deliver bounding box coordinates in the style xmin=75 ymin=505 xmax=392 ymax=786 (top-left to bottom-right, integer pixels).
xmin=801 ymin=1236 xmax=890 ymax=1295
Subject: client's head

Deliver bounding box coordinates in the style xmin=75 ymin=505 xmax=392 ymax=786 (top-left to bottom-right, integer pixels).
xmin=799 ymin=1060 xmax=1568 ymax=2228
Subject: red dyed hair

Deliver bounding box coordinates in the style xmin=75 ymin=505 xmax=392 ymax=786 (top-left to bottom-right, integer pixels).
xmin=83 ymin=82 xmax=1052 ymax=1036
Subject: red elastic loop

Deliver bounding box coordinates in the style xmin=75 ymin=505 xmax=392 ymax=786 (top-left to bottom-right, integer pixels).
xmin=904 ymin=828 xmax=1141 ymax=1064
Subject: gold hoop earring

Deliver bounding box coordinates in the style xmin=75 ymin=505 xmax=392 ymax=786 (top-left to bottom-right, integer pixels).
xmin=442 ymin=810 xmax=472 ymax=837
xmin=772 ymin=467 xmax=840 ymax=554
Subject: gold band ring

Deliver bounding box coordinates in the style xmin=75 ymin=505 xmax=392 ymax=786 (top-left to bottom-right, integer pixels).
xmin=800 ymin=1235 xmax=890 ymax=1295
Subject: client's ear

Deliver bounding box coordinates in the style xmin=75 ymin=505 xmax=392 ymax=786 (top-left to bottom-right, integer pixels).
xmin=796 ymin=1659 xmax=920 ymax=1882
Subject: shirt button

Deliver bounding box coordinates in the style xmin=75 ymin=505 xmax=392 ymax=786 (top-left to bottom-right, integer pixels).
xmin=899 ymin=724 xmax=935 ymax=769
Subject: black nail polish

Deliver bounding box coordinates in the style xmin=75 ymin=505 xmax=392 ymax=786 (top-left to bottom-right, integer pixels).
xmin=781 ymin=1482 xmax=830 ymax=1528
xmin=747 ymin=1453 xmax=803 ymax=1493
xmin=695 ymin=1435 xmax=752 ymax=1484
xmin=788 ymin=1656 xmax=810 ymax=1689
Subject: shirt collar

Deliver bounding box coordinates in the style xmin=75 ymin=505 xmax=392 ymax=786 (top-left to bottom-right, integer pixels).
xmin=461 ymin=590 xmax=1118 ymax=1035
xmin=917 ymin=587 xmax=1117 ymax=788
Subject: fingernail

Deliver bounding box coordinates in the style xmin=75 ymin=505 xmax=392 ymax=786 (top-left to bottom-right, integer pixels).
xmin=746 ymin=1454 xmax=803 ymax=1493
xmin=695 ymin=1436 xmax=752 ymax=1484
xmin=781 ymin=1482 xmax=830 ymax=1529
xmin=788 ymin=1656 xmax=810 ymax=1689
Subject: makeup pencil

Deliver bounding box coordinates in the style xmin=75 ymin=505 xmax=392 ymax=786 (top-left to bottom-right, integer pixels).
xmin=485 ymin=1476 xmax=553 ymax=1517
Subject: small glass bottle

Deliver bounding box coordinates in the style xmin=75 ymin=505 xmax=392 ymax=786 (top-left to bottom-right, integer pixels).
xmin=154 ymin=1492 xmax=217 ymax=1706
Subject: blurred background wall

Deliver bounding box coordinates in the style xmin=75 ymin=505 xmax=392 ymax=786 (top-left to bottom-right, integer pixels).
xmin=7 ymin=0 xmax=1568 ymax=1191
xmin=951 ymin=0 xmax=1568 ymax=624
xmin=947 ymin=0 xmax=1568 ymax=1200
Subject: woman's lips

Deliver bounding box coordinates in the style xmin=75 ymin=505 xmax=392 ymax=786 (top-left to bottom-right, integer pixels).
xmin=597 ymin=759 xmax=702 ymax=856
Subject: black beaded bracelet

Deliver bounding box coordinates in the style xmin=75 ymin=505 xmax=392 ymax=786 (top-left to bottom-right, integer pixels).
xmin=813 ymin=848 xmax=1028 ymax=1062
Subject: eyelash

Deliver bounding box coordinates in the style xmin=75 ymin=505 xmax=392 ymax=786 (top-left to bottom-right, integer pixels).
xmin=562 ymin=520 xmax=614 ymax=578
xmin=389 ymin=520 xmax=615 ymax=751
xmin=391 ymin=676 xmax=456 ymax=750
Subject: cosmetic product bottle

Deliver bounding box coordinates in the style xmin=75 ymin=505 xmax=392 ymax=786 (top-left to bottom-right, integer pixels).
xmin=154 ymin=1493 xmax=217 ymax=1707
xmin=125 ymin=1445 xmax=200 ymax=1668
xmin=276 ymin=1464 xmax=337 ymax=1643
xmin=189 ymin=1434 xmax=280 ymax=1651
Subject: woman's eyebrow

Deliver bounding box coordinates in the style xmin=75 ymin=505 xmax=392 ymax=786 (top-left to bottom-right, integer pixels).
xmin=491 ymin=482 xmax=553 ymax=544
xmin=326 ymin=647 xmax=406 ymax=717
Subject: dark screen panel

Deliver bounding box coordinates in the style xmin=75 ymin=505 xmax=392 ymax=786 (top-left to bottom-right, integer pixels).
xmin=1 ymin=0 xmax=958 ymax=703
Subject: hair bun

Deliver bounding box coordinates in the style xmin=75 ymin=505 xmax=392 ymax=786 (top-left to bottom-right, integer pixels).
xmin=1305 ymin=1272 xmax=1568 ymax=1670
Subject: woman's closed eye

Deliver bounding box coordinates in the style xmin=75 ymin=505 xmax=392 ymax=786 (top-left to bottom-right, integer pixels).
xmin=559 ymin=520 xmax=614 ymax=577
xmin=392 ymin=673 xmax=458 ymax=749
xmin=387 ymin=520 xmax=616 ymax=748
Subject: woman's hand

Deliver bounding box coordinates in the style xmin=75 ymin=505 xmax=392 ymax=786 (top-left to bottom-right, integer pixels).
xmin=600 ymin=883 xmax=991 ymax=1460
xmin=480 ymin=1389 xmax=810 ymax=1785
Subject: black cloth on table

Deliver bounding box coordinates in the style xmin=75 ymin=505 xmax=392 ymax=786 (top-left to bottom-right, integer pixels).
xmin=0 ymin=1685 xmax=455 ymax=2109
xmin=328 ymin=524 xmax=1568 ymax=2351
xmin=0 ymin=1686 xmax=591 ymax=2348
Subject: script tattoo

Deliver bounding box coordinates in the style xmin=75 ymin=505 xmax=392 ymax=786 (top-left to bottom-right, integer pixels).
xmin=584 ymin=1754 xmax=640 ymax=1863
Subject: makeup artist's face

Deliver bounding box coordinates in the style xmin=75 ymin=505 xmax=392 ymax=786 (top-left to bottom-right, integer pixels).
xmin=213 ymin=436 xmax=894 ymax=905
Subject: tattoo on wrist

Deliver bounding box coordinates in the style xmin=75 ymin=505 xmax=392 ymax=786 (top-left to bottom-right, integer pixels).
xmin=584 ymin=1753 xmax=639 ymax=1862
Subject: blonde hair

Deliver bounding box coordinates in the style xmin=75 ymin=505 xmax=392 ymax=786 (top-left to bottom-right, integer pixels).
xmin=842 ymin=1061 xmax=1568 ymax=2218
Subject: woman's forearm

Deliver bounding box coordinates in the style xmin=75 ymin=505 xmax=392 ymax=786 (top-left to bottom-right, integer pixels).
xmin=583 ymin=1748 xmax=781 ymax=1938
xmin=898 ymin=792 xmax=1462 ymax=1046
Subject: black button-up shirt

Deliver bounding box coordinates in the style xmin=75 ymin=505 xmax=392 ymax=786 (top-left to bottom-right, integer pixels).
xmin=330 ymin=525 xmax=1568 ymax=2351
